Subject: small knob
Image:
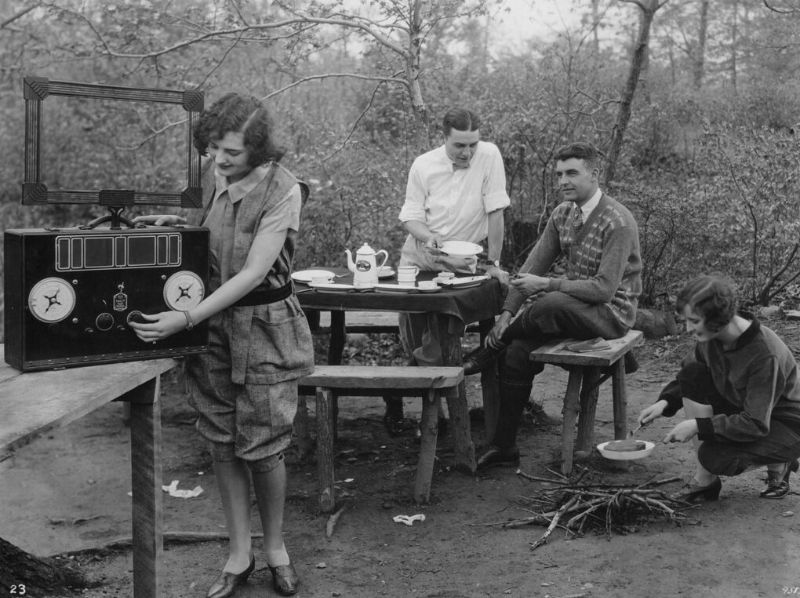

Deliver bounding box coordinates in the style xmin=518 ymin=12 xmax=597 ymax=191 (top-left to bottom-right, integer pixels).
xmin=95 ymin=313 xmax=114 ymax=331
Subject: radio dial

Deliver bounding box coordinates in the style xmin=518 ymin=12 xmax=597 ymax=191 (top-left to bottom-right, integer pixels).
xmin=163 ymin=270 xmax=205 ymax=311
xmin=28 ymin=277 xmax=77 ymax=323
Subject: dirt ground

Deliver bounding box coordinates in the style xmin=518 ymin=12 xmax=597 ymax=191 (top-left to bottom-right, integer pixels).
xmin=3 ymin=320 xmax=800 ymax=598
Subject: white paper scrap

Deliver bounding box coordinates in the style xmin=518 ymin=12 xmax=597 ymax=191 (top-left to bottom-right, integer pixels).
xmin=161 ymin=479 xmax=204 ymax=499
xmin=392 ymin=514 xmax=426 ymax=526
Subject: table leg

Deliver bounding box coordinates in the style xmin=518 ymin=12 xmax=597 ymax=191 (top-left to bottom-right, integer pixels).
xmin=414 ymin=389 xmax=440 ymax=503
xmin=438 ymin=319 xmax=476 ymax=474
xmin=121 ymin=376 xmax=163 ymax=598
xmin=561 ymin=367 xmax=583 ymax=476
xmin=328 ymin=310 xmax=346 ymax=439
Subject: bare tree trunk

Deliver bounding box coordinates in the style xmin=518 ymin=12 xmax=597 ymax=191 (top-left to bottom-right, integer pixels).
xmin=0 ymin=536 xmax=89 ymax=597
xmin=603 ymin=0 xmax=663 ymax=187
xmin=730 ymin=0 xmax=739 ymax=93
xmin=693 ymin=0 xmax=709 ymax=88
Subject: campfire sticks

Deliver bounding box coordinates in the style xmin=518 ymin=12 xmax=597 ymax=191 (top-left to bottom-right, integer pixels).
xmin=498 ymin=470 xmax=692 ymax=550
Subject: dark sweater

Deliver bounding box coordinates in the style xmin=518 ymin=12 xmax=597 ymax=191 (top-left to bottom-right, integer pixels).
xmin=659 ymin=320 xmax=800 ymax=443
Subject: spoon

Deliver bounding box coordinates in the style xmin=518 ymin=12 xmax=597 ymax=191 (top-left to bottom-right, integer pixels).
xmin=628 ymin=420 xmax=649 ymax=438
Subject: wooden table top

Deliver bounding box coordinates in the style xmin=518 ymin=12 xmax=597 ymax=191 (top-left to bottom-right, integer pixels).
xmin=0 ymin=346 xmax=178 ymax=454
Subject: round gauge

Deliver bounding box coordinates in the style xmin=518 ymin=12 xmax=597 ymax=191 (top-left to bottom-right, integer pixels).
xmin=28 ymin=277 xmax=77 ymax=323
xmin=163 ymin=270 xmax=205 ymax=311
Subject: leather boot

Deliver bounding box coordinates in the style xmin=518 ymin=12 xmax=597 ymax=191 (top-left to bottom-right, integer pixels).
xmin=478 ymin=382 xmax=532 ymax=469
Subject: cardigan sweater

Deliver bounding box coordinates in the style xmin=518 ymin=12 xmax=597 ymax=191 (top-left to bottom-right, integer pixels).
xmin=503 ymin=193 xmax=642 ymax=328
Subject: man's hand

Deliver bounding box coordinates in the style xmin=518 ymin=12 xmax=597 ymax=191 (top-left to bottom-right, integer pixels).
xmin=487 ymin=311 xmax=513 ymax=349
xmin=484 ymin=265 xmax=509 ymax=285
xmin=663 ymin=419 xmax=699 ymax=443
xmin=510 ymin=273 xmax=550 ymax=296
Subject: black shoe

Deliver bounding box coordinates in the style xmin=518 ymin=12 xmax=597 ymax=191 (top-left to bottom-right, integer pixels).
xmin=206 ymin=556 xmax=255 ymax=598
xmin=476 ymin=446 xmax=520 ymax=469
xmin=269 ymin=562 xmax=300 ymax=596
xmin=760 ymin=459 xmax=799 ymax=499
xmin=463 ymin=345 xmax=503 ymax=375
xmin=670 ymin=477 xmax=721 ymax=504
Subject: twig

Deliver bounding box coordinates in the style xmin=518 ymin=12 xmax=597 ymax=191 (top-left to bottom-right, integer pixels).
xmin=530 ymin=495 xmax=580 ymax=550
xmin=516 ymin=470 xmax=568 ymax=484
xmin=325 ymin=503 xmax=347 ymax=538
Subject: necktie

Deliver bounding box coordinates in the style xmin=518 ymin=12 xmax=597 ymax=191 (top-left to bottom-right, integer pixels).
xmin=573 ymin=205 xmax=583 ymax=230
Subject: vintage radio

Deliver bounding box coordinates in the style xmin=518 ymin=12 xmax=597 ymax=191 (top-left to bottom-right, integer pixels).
xmin=4 ymin=77 xmax=210 ymax=371
xmin=4 ymin=225 xmax=209 ymax=371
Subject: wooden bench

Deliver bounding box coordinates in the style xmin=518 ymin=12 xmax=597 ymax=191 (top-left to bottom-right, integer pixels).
xmin=529 ymin=330 xmax=644 ymax=475
xmin=298 ymin=365 xmax=464 ymax=512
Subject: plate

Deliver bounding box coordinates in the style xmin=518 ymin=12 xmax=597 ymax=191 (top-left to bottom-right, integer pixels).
xmin=439 ymin=240 xmax=483 ymax=258
xmin=596 ymin=440 xmax=655 ymax=461
xmin=417 ymin=286 xmax=441 ymax=293
xmin=378 ymin=267 xmax=395 ymax=279
xmin=375 ymin=284 xmax=419 ymax=293
xmin=292 ymin=269 xmax=336 ymax=283
xmin=439 ymin=275 xmax=488 ymax=289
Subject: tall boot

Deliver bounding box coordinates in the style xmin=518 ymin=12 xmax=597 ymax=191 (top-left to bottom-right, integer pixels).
xmin=477 ymin=382 xmax=532 ymax=468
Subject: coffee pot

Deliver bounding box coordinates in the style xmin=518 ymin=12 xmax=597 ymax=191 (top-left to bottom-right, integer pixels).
xmin=345 ymin=242 xmax=388 ymax=287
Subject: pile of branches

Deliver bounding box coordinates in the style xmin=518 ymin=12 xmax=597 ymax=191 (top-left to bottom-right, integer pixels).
xmin=499 ymin=468 xmax=697 ymax=551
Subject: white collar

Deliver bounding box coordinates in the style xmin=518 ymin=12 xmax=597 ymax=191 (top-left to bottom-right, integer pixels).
xmin=579 ymin=188 xmax=602 ymax=219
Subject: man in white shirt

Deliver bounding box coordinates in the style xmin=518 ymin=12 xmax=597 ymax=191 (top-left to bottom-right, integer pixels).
xmin=384 ymin=108 xmax=511 ymax=435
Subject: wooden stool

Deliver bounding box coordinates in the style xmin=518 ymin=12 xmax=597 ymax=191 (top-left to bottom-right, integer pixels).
xmin=298 ymin=365 xmax=464 ymax=512
xmin=529 ymin=330 xmax=644 ymax=475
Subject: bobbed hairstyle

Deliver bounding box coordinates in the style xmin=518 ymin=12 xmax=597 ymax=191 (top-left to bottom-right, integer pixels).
xmin=676 ymin=274 xmax=738 ymax=333
xmin=441 ymin=108 xmax=481 ymax=136
xmin=554 ymin=142 xmax=602 ymax=173
xmin=193 ymin=92 xmax=285 ymax=167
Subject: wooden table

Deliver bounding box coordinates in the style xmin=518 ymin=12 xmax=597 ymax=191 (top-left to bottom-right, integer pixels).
xmin=296 ymin=272 xmax=504 ymax=473
xmin=0 ymin=347 xmax=178 ymax=598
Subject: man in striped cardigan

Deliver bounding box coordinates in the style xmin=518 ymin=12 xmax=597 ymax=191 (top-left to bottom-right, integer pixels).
xmin=464 ymin=141 xmax=643 ymax=469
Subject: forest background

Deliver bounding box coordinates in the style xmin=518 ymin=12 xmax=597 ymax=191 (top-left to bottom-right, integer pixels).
xmin=1 ymin=0 xmax=800 ymax=339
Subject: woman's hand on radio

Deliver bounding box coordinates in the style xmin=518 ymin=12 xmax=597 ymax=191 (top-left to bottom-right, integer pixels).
xmin=129 ymin=311 xmax=186 ymax=343
xmin=132 ymin=214 xmax=187 ymax=226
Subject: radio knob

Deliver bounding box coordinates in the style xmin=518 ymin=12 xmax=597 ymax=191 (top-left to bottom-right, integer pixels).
xmin=127 ymin=310 xmax=145 ymax=325
xmin=95 ymin=312 xmax=115 ymax=331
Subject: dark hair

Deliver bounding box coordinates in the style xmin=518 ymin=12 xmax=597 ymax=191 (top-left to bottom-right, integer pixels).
xmin=193 ymin=92 xmax=285 ymax=167
xmin=554 ymin=142 xmax=602 ymax=173
xmin=676 ymin=274 xmax=738 ymax=333
xmin=441 ymin=108 xmax=481 ymax=136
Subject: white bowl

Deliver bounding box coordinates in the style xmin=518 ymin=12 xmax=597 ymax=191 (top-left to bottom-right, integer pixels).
xmin=596 ymin=440 xmax=655 ymax=461
xmin=439 ymin=241 xmax=482 ymax=258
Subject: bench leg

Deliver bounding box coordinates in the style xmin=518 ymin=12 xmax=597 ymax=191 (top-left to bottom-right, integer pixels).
xmin=123 ymin=377 xmax=163 ymax=598
xmin=414 ymin=389 xmax=440 ymax=504
xmin=315 ymin=387 xmax=336 ymax=513
xmin=561 ymin=367 xmax=583 ymax=476
xmin=575 ymin=366 xmax=601 ymax=456
xmin=612 ymin=360 xmax=628 ymax=440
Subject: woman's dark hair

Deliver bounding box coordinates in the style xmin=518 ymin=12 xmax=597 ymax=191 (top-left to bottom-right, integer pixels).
xmin=441 ymin=108 xmax=481 ymax=136
xmin=193 ymin=93 xmax=285 ymax=166
xmin=676 ymin=274 xmax=738 ymax=333
xmin=554 ymin=142 xmax=602 ymax=173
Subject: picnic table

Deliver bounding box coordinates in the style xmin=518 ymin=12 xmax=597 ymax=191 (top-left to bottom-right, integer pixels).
xmin=296 ymin=270 xmax=505 ymax=473
xmin=0 ymin=347 xmax=177 ymax=598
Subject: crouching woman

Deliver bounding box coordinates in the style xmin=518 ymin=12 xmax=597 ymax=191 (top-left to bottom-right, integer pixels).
xmin=638 ymin=274 xmax=800 ymax=502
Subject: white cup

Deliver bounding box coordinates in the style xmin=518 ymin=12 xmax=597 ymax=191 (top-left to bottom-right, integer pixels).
xmin=397 ymin=266 xmax=419 ymax=282
xmin=437 ymin=271 xmax=455 ymax=280
xmin=310 ymin=274 xmax=332 ymax=285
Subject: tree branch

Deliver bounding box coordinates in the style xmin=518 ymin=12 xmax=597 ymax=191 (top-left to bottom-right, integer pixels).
xmin=0 ymin=2 xmax=40 ymax=29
